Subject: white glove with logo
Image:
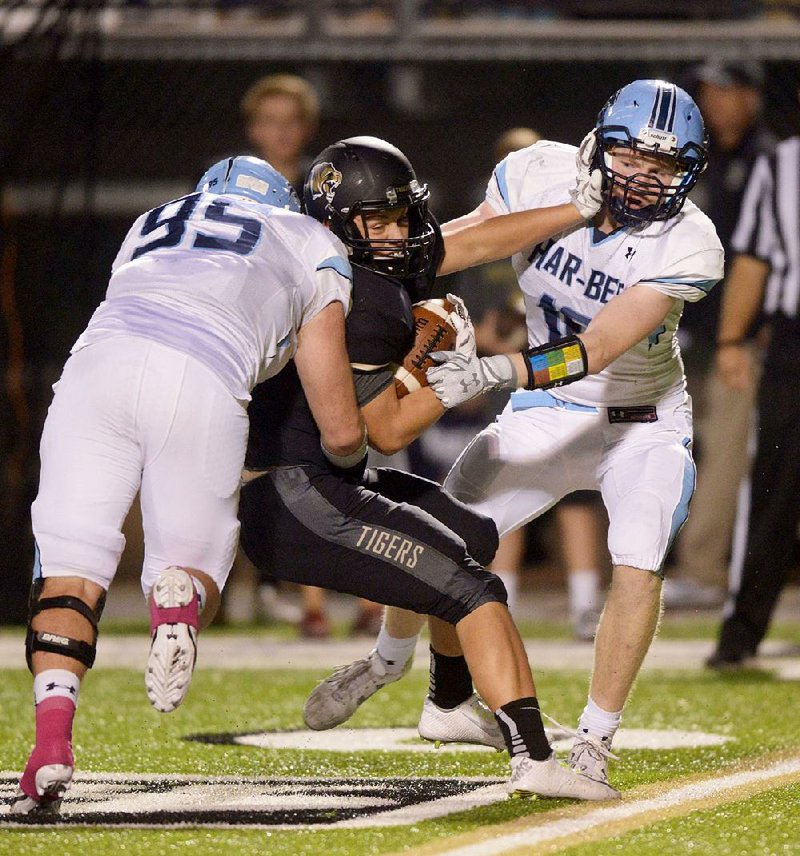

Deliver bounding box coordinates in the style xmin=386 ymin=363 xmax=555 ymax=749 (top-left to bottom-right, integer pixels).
xmin=445 ymin=293 xmax=477 ymax=358
xmin=426 ymin=351 xmax=516 ymax=409
xmin=569 ymin=130 xmax=604 ymax=221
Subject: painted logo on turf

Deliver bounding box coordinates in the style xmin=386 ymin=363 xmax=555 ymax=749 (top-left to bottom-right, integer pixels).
xmin=0 ymin=773 xmax=504 ymax=827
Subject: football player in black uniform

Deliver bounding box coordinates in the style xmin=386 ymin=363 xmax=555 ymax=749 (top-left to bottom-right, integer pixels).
xmin=239 ymin=136 xmax=615 ymax=799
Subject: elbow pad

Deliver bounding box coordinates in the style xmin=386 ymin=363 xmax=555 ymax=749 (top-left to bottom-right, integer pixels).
xmin=521 ymin=335 xmax=588 ymax=390
xmin=321 ymin=427 xmax=369 ymax=484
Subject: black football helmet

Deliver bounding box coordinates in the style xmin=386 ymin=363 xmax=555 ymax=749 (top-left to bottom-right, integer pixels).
xmin=303 ymin=136 xmax=437 ymax=279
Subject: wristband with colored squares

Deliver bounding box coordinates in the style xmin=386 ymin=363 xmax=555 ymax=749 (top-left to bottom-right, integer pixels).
xmin=521 ymin=335 xmax=588 ymax=390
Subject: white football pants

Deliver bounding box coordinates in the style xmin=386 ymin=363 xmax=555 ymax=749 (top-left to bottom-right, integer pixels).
xmin=444 ymin=390 xmax=695 ymax=574
xmin=32 ymin=337 xmax=248 ymax=594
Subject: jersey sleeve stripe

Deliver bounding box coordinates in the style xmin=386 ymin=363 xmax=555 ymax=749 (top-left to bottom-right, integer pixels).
xmin=317 ymin=255 xmax=353 ymax=281
xmin=494 ymin=160 xmax=511 ymax=209
xmin=641 ymin=277 xmax=719 ymax=294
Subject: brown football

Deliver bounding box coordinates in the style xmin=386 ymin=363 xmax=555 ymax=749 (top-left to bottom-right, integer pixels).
xmin=394 ymin=298 xmax=457 ymax=398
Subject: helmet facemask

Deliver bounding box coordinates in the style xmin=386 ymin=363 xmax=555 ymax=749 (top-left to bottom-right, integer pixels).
xmin=595 ymin=129 xmax=706 ymax=227
xmin=329 ymin=186 xmax=436 ymax=279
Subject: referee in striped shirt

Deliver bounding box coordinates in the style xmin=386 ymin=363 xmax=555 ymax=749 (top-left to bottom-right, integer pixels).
xmin=707 ymin=133 xmax=800 ymax=667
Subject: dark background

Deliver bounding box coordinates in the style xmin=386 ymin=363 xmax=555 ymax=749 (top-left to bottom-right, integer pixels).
xmin=7 ymin=58 xmax=800 ymax=361
xmin=2 ymin=3 xmax=800 ymax=620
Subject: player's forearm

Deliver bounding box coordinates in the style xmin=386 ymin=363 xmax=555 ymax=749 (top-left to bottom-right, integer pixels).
xmin=716 ymin=254 xmax=769 ymax=344
xmin=366 ymin=387 xmax=443 ymax=456
xmin=440 ymin=204 xmax=487 ymax=236
xmin=578 ymin=286 xmax=676 ymax=373
xmin=295 ymin=303 xmax=366 ymax=456
xmin=504 ymin=288 xmax=674 ymax=383
xmin=426 ymin=287 xmax=676 ymax=409
xmin=439 ymin=204 xmax=583 ymax=276
xmin=500 ymin=332 xmax=611 ymax=391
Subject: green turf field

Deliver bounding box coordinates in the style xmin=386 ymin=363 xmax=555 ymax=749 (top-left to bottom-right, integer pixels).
xmin=1 ymin=620 xmax=798 ymax=855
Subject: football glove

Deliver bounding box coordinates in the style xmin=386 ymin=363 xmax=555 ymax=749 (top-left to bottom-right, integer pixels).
xmin=569 ymin=130 xmax=604 ymax=221
xmin=445 ymin=293 xmax=477 ymax=358
xmin=426 ymin=351 xmax=516 ymax=409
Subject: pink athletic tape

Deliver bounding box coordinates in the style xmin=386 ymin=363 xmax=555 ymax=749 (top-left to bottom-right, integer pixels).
xmin=19 ymin=696 xmax=75 ymax=800
xmin=149 ymin=595 xmax=200 ymax=634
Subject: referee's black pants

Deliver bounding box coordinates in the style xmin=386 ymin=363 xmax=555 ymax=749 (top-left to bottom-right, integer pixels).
xmin=718 ymin=357 xmax=800 ymax=655
xmin=239 ymin=465 xmax=504 ymax=625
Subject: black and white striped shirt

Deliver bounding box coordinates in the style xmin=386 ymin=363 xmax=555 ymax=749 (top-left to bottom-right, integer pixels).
xmin=732 ymin=136 xmax=800 ymax=319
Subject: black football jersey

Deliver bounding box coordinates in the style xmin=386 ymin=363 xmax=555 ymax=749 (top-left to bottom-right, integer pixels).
xmin=245 ymin=264 xmax=416 ymax=471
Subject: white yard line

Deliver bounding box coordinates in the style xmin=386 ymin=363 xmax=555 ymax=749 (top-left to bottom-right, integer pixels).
xmin=335 ymin=782 xmax=510 ymax=828
xmin=428 ymin=756 xmax=800 ymax=856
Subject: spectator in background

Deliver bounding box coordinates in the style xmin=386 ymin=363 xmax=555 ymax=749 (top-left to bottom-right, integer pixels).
xmin=707 ymin=114 xmax=800 ymax=668
xmin=664 ymin=62 xmax=774 ymax=609
xmin=241 ymin=73 xmax=320 ymax=195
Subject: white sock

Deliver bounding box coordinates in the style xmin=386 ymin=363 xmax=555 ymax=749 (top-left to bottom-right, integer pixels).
xmin=376 ymin=627 xmax=417 ymax=673
xmin=577 ymin=696 xmax=622 ymax=743
xmin=33 ymin=669 xmax=81 ymax=707
xmin=568 ymin=569 xmax=600 ymax=619
xmin=191 ymin=576 xmax=207 ymax=612
xmin=494 ymin=570 xmax=519 ymax=615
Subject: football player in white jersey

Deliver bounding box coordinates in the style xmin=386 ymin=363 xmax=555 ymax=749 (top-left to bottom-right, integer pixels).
xmin=425 ymin=79 xmax=723 ymax=791
xmin=304 ymin=80 xmax=724 ymax=795
xmin=12 ymin=156 xmax=365 ymax=815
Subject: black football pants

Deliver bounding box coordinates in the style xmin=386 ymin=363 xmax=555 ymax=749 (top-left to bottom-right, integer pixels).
xmin=718 ymin=360 xmax=800 ymax=654
xmin=239 ymin=465 xmax=503 ymax=625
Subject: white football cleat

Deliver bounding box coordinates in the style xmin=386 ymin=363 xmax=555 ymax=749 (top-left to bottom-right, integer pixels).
xmin=508 ymin=753 xmax=620 ymax=800
xmin=303 ymin=649 xmax=411 ymax=730
xmin=9 ymin=764 xmax=73 ymax=815
xmin=568 ymin=733 xmax=619 ymax=786
xmin=418 ymin=693 xmax=505 ymax=751
xmin=145 ymin=567 xmax=199 ymax=713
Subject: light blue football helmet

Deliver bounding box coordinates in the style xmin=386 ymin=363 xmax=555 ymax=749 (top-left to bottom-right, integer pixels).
xmin=594 ymin=79 xmax=708 ymax=227
xmin=195 ymin=156 xmax=300 ymax=211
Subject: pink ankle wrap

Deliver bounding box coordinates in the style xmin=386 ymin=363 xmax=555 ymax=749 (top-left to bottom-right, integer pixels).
xmin=149 ymin=595 xmax=200 ymax=633
xmin=19 ymin=696 xmax=75 ymax=800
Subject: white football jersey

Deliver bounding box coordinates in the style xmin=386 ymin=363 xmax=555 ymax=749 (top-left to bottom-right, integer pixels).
xmin=486 ymin=141 xmax=724 ymax=406
xmin=73 ymin=192 xmax=352 ymax=401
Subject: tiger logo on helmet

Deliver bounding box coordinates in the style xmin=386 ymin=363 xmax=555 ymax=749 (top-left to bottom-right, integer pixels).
xmin=308 ymin=162 xmax=343 ymax=205
xmin=303 ymin=137 xmax=437 ymax=281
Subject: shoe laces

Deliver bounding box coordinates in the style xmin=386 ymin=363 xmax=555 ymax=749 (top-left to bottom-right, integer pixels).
xmin=327 ymin=650 xmax=385 ymax=685
xmin=540 ymin=709 xmax=619 ymax=762
xmin=326 ymin=658 xmax=366 ymax=682
xmin=572 ymin=732 xmax=619 ymax=764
